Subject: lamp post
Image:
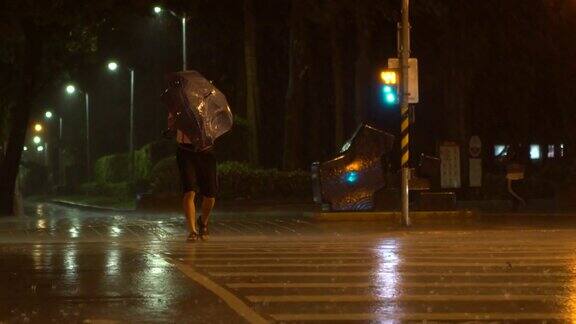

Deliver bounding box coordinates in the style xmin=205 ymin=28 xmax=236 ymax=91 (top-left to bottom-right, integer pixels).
xmin=45 ymin=110 xmax=64 ymax=187
xmin=65 ymin=84 xmax=91 ymax=178
xmin=107 ymin=61 xmax=135 ymax=181
xmin=154 ymin=6 xmax=187 ymax=71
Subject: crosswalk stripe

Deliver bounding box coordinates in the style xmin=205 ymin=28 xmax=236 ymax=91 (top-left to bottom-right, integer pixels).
xmin=226 ymin=282 xmax=570 ymax=288
xmin=181 ymin=255 xmax=576 ymax=262
xmin=269 ymin=312 xmax=570 ymax=321
xmin=172 ymin=251 xmax=576 ymax=258
xmin=195 ymin=261 xmax=574 ymax=267
xmin=247 ymin=294 xmax=566 ymax=303
xmin=209 ymin=271 xmax=575 ymax=277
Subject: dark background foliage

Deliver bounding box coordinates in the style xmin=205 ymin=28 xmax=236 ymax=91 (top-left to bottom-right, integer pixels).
xmin=2 ymin=0 xmax=576 ymax=214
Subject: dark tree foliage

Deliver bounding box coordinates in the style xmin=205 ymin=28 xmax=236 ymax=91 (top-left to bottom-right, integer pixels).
xmin=0 ymin=0 xmax=149 ymax=215
xmin=2 ymin=0 xmax=575 ymax=210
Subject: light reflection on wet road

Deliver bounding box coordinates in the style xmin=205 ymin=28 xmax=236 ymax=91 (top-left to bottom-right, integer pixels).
xmin=3 ymin=202 xmax=576 ymax=322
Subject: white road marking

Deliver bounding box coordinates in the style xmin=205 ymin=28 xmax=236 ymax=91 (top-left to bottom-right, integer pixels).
xmin=269 ymin=312 xmax=570 ymax=321
xmin=247 ymin=294 xmax=567 ymax=303
xmin=170 ymin=260 xmax=270 ymax=324
xmin=226 ymin=282 xmax=570 ymax=289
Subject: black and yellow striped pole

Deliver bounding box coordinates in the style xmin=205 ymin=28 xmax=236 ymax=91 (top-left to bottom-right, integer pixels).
xmin=399 ymin=0 xmax=411 ymax=226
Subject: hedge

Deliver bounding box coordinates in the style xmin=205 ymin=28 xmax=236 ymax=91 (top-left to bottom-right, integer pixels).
xmin=150 ymin=158 xmax=312 ymax=199
xmin=134 ymin=139 xmax=177 ymax=181
xmin=79 ymin=181 xmax=132 ymax=198
xmin=93 ymin=140 xmax=176 ymax=184
xmin=94 ymin=153 xmax=129 ymax=183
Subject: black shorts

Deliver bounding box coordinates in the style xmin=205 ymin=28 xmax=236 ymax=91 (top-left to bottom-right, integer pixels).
xmin=176 ymin=145 xmax=218 ymax=197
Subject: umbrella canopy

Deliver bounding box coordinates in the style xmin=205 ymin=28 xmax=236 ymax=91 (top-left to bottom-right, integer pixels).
xmin=162 ymin=71 xmax=233 ymax=149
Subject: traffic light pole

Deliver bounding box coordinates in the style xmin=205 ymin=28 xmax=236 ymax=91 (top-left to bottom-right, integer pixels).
xmin=399 ymin=0 xmax=411 ymax=226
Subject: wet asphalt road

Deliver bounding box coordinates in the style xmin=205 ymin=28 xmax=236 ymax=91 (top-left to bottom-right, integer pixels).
xmin=3 ymin=203 xmax=576 ymax=322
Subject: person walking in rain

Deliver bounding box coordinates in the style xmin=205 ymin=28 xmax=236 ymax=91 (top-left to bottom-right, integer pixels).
xmin=162 ymin=71 xmax=232 ymax=242
xmin=166 ymin=114 xmax=217 ymax=242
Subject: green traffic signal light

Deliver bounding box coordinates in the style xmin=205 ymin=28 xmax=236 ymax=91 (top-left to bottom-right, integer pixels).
xmin=379 ymin=70 xmax=399 ymax=106
xmin=382 ymin=85 xmax=398 ymax=104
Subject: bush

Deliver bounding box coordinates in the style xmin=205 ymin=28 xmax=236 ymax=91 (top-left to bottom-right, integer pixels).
xmin=94 ymin=153 xmax=129 ymax=183
xmin=150 ymin=159 xmax=312 ymax=199
xmin=149 ymin=156 xmax=181 ymax=194
xmin=92 ymin=140 xmax=175 ymax=185
xmin=80 ymin=181 xmax=132 ymax=198
xmin=134 ymin=140 xmax=177 ymax=181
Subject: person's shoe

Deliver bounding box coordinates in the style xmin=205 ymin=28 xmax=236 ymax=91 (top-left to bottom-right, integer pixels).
xmin=186 ymin=231 xmax=200 ymax=242
xmin=197 ymin=218 xmax=209 ymax=239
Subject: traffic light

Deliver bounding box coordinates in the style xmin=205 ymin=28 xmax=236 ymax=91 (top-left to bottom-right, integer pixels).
xmin=379 ymin=69 xmax=399 ymax=106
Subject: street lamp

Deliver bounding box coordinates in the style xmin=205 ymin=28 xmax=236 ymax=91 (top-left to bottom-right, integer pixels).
xmin=34 ymin=123 xmax=43 ymax=132
xmin=44 ymin=110 xmax=63 ymax=140
xmin=44 ymin=110 xmax=64 ymax=187
xmin=65 ymin=83 xmax=91 ymax=178
xmin=37 ymin=146 xmax=44 ymax=152
xmin=107 ymin=60 xmax=136 ymax=181
xmin=33 ymin=136 xmax=41 ymax=144
xmin=66 ymin=85 xmax=76 ymax=94
xmin=107 ymin=61 xmax=118 ymax=71
xmin=154 ymin=6 xmax=188 ymax=71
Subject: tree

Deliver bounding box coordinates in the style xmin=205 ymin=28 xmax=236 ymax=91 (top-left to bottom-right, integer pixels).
xmin=0 ymin=0 xmax=142 ymax=216
xmin=328 ymin=4 xmax=345 ymax=150
xmin=283 ymin=0 xmax=309 ymax=170
xmin=244 ymin=0 xmax=261 ymax=166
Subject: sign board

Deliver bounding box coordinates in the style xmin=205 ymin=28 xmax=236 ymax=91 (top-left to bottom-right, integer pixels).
xmin=387 ymin=58 xmax=419 ymax=103
xmin=469 ymin=158 xmax=482 ymax=187
xmin=440 ymin=142 xmax=461 ymax=189
xmin=469 ymin=136 xmax=482 ymax=158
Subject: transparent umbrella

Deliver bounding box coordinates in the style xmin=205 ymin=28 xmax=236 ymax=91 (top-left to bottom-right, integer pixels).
xmin=162 ymin=71 xmax=233 ymax=149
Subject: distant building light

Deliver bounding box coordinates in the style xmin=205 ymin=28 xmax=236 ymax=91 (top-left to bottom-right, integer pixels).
xmin=560 ymin=144 xmax=565 ymax=157
xmin=23 ymin=146 xmax=28 ymax=151
xmin=547 ymin=145 xmax=555 ymax=158
xmin=494 ymin=145 xmax=507 ymax=157
xmin=530 ymin=144 xmax=541 ymax=160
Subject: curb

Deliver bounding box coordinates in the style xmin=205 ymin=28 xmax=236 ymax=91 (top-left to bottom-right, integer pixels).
xmin=51 ymin=200 xmax=135 ymax=213
xmin=308 ymin=210 xmax=477 ymax=222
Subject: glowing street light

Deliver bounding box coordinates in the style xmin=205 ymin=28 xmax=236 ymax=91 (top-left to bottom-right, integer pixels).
xmin=37 ymin=146 xmax=44 ymax=152
xmin=23 ymin=146 xmax=28 ymax=151
xmin=106 ymin=60 xmax=136 ymax=180
xmin=45 ymin=111 xmax=53 ymax=119
xmin=65 ymin=84 xmax=76 ymax=94
xmin=33 ymin=136 xmax=41 ymax=144
xmin=34 ymin=123 xmax=43 ymax=132
xmin=153 ymin=5 xmax=187 ymax=71
xmin=107 ymin=61 xmax=118 ymax=71
xmin=64 ymin=83 xmax=91 ymax=177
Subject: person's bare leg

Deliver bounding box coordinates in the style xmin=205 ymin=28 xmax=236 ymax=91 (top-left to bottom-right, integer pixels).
xmin=183 ymin=191 xmax=197 ymax=235
xmin=201 ymin=197 xmax=215 ymax=226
